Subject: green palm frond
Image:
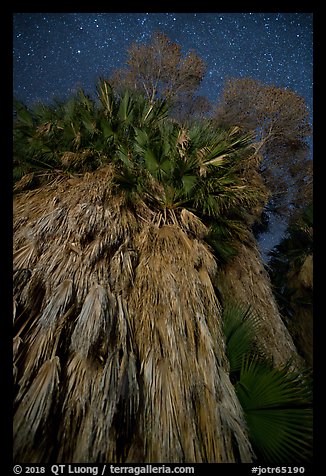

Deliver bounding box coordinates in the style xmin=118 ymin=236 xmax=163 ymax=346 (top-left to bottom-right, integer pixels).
xmin=97 ymin=80 xmax=115 ymax=117
xmin=206 ymin=239 xmax=238 ymax=263
xmin=180 ymin=174 xmax=197 ymax=195
xmin=141 ymin=97 xmax=168 ymax=126
xmin=14 ymin=99 xmax=34 ymax=128
xmin=63 ymin=96 xmax=78 ymax=122
xmin=134 ymin=127 xmax=149 ymax=152
xmin=236 ymin=357 xmax=313 ymax=463
xmin=14 ymin=85 xmax=264 ymax=233
xmin=222 ymin=305 xmax=261 ymax=374
xmin=118 ymin=90 xmax=134 ymax=123
xmin=79 ymin=108 xmax=98 ymax=136
xmin=113 ymin=162 xmax=146 ymax=199
xmin=221 ymin=301 xmax=313 ymax=464
xmin=99 ymin=116 xmax=114 ymax=142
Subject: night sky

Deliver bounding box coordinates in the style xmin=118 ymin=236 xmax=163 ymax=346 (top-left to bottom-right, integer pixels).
xmin=13 ymin=12 xmax=313 ymax=109
xmin=12 ymin=12 xmax=313 ymax=259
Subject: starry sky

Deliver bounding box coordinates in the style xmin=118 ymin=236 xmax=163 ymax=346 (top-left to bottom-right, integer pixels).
xmin=13 ymin=12 xmax=313 ymax=111
xmin=12 ymin=12 xmax=313 ymax=259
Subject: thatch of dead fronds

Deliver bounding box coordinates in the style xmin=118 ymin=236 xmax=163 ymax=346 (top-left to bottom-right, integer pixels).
xmin=13 ymin=165 xmax=254 ymax=463
xmin=14 ymin=173 xmax=35 ymax=192
xmin=298 ymin=253 xmax=313 ymax=290
xmin=215 ymin=237 xmax=303 ymax=370
xmin=283 ymin=253 xmax=313 ymax=367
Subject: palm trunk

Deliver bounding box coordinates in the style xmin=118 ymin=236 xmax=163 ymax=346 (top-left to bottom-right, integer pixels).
xmin=283 ymin=254 xmax=313 ymax=367
xmin=215 ymin=236 xmax=303 ymax=369
xmin=13 ymin=167 xmax=254 ymax=463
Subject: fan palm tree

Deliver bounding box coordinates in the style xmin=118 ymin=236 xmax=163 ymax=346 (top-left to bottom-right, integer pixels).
xmin=13 ymin=83 xmax=303 ymax=463
xmin=13 ymin=171 xmax=254 ymax=463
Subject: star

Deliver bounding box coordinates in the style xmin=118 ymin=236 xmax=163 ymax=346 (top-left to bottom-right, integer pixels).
xmin=13 ymin=13 xmax=312 ymax=135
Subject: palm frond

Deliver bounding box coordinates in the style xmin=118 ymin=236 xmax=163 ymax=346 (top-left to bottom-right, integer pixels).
xmin=97 ymin=80 xmax=115 ymax=116
xmin=118 ymin=90 xmax=134 ymax=123
xmin=236 ymin=357 xmax=313 ymax=463
xmin=16 ymin=279 xmax=74 ymax=397
xmin=223 ymin=304 xmax=261 ymax=374
xmin=14 ymin=243 xmax=38 ymax=269
xmin=14 ymin=99 xmax=34 ymax=128
xmin=13 ymin=164 xmax=255 ymax=463
xmin=220 ymin=298 xmax=313 ymax=464
xmin=13 ymin=172 xmax=36 ymax=192
xmin=59 ymin=295 xmax=139 ymax=462
xmin=70 ymin=284 xmax=116 ymax=359
xmin=14 ymin=356 xmax=61 ymax=462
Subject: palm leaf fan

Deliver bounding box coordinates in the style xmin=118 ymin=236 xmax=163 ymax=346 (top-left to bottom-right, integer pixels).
xmin=222 ymin=304 xmax=261 ymax=375
xmin=236 ymin=357 xmax=313 ymax=463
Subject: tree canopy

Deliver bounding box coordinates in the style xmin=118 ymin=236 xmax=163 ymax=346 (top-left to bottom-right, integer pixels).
xmin=108 ymin=31 xmax=210 ymax=122
xmin=213 ymin=77 xmax=312 ymax=219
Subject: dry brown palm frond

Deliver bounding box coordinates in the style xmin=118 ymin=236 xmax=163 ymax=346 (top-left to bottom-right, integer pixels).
xmin=126 ymin=223 xmax=253 ymax=462
xmin=13 ymin=336 xmax=23 ymax=360
xmin=14 ymin=356 xmax=61 ymax=463
xmin=176 ymin=129 xmax=189 ymax=157
xmin=298 ymin=253 xmax=313 ymax=289
xmin=16 ymin=277 xmax=60 ymax=323
xmin=15 ymin=271 xmax=46 ymax=336
xmin=14 ymin=166 xmax=139 ymax=304
xmin=58 ymin=294 xmax=139 ymax=463
xmin=63 ymin=353 xmax=132 ymax=463
xmin=13 ymin=269 xmax=33 ymax=318
xmin=72 ymin=130 xmax=81 ymax=149
xmin=58 ymin=352 xmax=101 ymax=461
xmin=70 ymin=284 xmax=116 ymax=359
xmin=13 ymin=299 xmax=17 ymax=322
xmin=177 ymin=129 xmax=189 ymax=149
xmin=33 ymin=206 xmax=68 ymax=240
xmin=14 ymin=173 xmax=35 ymax=192
xmin=180 ymin=208 xmax=208 ymax=239
xmin=60 ymin=151 xmax=80 ymax=168
xmin=36 ymin=122 xmax=52 ymax=135
xmin=109 ymin=242 xmax=138 ymax=296
xmin=14 ymin=243 xmax=38 ymax=269
xmin=13 ymin=336 xmax=23 ymax=383
xmin=283 ymin=253 xmax=313 ymax=367
xmin=16 ymin=280 xmax=74 ymax=398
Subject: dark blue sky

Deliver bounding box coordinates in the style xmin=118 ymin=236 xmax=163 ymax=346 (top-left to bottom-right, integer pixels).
xmin=12 ymin=12 xmax=313 ymax=259
xmin=13 ymin=12 xmax=313 ymax=112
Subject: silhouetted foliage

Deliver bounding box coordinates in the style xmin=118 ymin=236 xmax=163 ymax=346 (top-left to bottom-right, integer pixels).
xmin=268 ymin=204 xmax=313 ymax=365
xmin=108 ymin=31 xmax=209 ymax=122
xmin=213 ymin=77 xmax=312 ymax=219
xmin=269 ymin=203 xmax=313 ymax=315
